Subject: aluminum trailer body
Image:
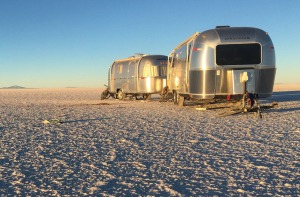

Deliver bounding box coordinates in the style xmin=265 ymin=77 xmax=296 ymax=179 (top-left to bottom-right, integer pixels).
xmin=108 ymin=54 xmax=167 ymax=99
xmin=167 ymin=26 xmax=276 ymax=102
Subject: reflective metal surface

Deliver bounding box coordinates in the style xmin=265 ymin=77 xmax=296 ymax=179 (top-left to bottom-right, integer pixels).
xmin=167 ymin=26 xmax=276 ymax=99
xmin=109 ymin=55 xmax=167 ymax=95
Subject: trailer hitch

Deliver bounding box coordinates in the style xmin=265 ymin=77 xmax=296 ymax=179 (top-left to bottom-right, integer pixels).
xmin=218 ymin=93 xmax=278 ymax=118
xmin=219 ymin=72 xmax=278 ymax=118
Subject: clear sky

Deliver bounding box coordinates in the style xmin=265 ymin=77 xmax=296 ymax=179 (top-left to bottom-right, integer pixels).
xmin=0 ymin=0 xmax=299 ymax=88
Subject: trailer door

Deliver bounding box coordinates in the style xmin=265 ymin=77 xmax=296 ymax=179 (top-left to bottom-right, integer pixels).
xmin=173 ymin=44 xmax=188 ymax=92
xmin=128 ymin=60 xmax=137 ymax=93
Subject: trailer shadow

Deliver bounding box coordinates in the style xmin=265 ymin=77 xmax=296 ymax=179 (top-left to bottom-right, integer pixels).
xmin=60 ymin=118 xmax=110 ymax=124
xmin=181 ymin=91 xmax=300 ymax=109
xmin=262 ymin=106 xmax=300 ymax=114
xmin=267 ymin=91 xmax=300 ymax=102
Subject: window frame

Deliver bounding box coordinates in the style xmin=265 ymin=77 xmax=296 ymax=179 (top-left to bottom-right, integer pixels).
xmin=216 ymin=43 xmax=262 ymax=66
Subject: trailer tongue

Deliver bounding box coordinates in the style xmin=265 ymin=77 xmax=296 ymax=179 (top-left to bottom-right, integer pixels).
xmin=217 ymin=99 xmax=278 ymax=118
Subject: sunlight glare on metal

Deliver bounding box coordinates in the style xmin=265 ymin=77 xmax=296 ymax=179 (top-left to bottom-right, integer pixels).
xmin=146 ymin=76 xmax=151 ymax=92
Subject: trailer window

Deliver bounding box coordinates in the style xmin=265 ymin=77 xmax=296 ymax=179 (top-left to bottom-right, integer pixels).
xmin=114 ymin=62 xmax=129 ymax=78
xmin=159 ymin=65 xmax=167 ymax=77
xmin=140 ymin=65 xmax=166 ymax=77
xmin=173 ymin=45 xmax=187 ymax=68
xmin=111 ymin=62 xmax=121 ymax=78
xmin=216 ymin=43 xmax=261 ymax=65
xmin=138 ymin=57 xmax=168 ymax=77
xmin=117 ymin=64 xmax=123 ymax=74
xmin=139 ymin=59 xmax=167 ymax=77
xmin=128 ymin=61 xmax=137 ymax=77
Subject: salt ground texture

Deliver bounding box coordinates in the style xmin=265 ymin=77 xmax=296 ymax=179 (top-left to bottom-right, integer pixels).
xmin=0 ymin=88 xmax=299 ymax=196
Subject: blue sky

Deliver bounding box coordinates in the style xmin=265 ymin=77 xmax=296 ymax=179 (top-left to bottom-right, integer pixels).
xmin=0 ymin=0 xmax=299 ymax=88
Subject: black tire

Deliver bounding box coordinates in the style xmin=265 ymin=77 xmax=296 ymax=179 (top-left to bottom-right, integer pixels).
xmin=100 ymin=90 xmax=110 ymax=100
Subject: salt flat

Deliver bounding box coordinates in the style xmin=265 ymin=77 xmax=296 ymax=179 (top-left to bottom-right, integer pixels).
xmin=0 ymin=88 xmax=299 ymax=196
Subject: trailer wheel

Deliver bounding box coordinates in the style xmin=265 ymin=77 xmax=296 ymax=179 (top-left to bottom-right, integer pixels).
xmin=117 ymin=89 xmax=126 ymax=100
xmin=100 ymin=89 xmax=110 ymax=100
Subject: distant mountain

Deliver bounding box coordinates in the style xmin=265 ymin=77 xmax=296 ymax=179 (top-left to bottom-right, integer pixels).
xmin=1 ymin=85 xmax=26 ymax=89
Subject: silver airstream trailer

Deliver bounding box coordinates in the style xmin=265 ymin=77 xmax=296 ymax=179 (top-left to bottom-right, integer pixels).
xmin=166 ymin=26 xmax=276 ymax=107
xmin=103 ymin=54 xmax=167 ymax=100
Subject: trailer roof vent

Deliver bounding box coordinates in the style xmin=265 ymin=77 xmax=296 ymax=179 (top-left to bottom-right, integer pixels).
xmin=216 ymin=26 xmax=230 ymax=28
xmin=134 ymin=53 xmax=146 ymax=58
xmin=128 ymin=53 xmax=146 ymax=58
